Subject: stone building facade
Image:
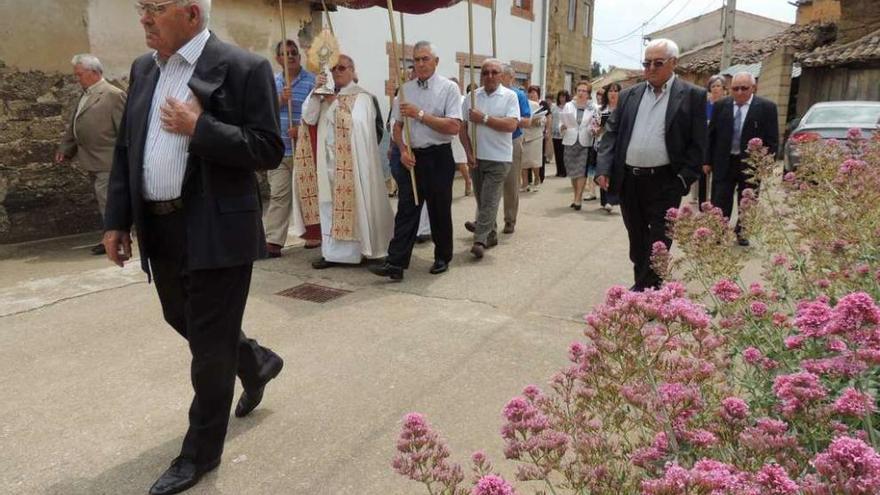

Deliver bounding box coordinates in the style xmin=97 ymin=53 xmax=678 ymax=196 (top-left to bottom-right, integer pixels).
xmin=546 ymin=0 xmax=594 ymax=94
xmin=0 ymin=0 xmax=318 ymax=244
xmin=794 ymin=0 xmax=842 ymax=25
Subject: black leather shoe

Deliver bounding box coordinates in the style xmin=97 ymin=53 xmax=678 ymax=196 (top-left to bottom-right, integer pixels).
xmin=737 ymin=236 xmax=750 ymax=247
xmin=429 ymin=260 xmax=449 ymax=274
xmin=464 ymin=221 xmax=476 ymax=233
xmin=369 ymin=262 xmax=404 ymax=280
xmin=149 ymin=457 xmax=220 ymax=495
xmin=629 ymin=284 xmax=645 ymax=292
xmin=415 ymin=234 xmax=432 ymax=244
xmin=235 ymin=353 xmax=284 ymax=418
xmin=90 ymin=243 xmax=106 ymax=256
xmin=311 ymin=257 xmax=338 ymax=270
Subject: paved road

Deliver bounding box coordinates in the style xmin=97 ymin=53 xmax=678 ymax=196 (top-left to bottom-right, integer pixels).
xmin=0 ymin=171 xmax=637 ymax=494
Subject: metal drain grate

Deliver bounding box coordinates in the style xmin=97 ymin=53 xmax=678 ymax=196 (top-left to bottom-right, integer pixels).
xmin=276 ymin=283 xmax=352 ymax=303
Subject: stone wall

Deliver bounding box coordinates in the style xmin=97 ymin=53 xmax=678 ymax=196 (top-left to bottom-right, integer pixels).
xmin=796 ymin=0 xmax=842 ymax=25
xmin=0 ymin=60 xmax=101 ymax=244
xmin=757 ymin=47 xmax=796 ymax=141
xmin=546 ymin=0 xmax=593 ymax=94
xmin=838 ymin=0 xmax=880 ymax=43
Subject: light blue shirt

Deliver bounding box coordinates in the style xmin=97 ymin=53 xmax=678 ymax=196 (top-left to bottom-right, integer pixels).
xmin=142 ymin=29 xmax=210 ymax=201
xmin=275 ymin=69 xmax=316 ymax=157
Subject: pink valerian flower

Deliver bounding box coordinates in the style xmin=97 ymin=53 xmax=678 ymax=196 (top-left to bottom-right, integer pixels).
xmin=810 ymin=436 xmax=880 ymax=493
xmin=847 ymin=128 xmax=864 ymax=140
xmin=740 ymin=418 xmax=799 ymax=455
xmin=720 ymin=397 xmax=750 ymax=423
xmin=692 ymin=227 xmax=713 ymax=242
xmin=651 ymin=241 xmax=672 ymax=279
xmin=750 ymin=301 xmax=769 ymax=318
xmin=755 ymin=463 xmax=799 ymax=494
xmin=773 ymin=312 xmax=791 ymax=328
xmin=816 ymin=278 xmax=831 ymax=289
xmin=747 ymin=137 xmax=765 ymax=152
xmin=784 ymin=335 xmax=806 ymax=349
xmin=783 ymin=171 xmax=797 ymax=183
xmin=772 ymin=372 xmax=828 ymax=416
xmin=471 ymin=474 xmax=516 ymax=495
xmin=795 ymin=298 xmax=833 ymax=337
xmin=522 ymin=385 xmax=542 ymax=401
xmin=801 ymin=355 xmax=867 ymax=379
xmin=392 ymin=413 xmax=465 ymax=489
xmin=689 ymin=459 xmax=741 ymax=491
xmin=832 ymin=388 xmax=876 ymax=418
xmin=826 ymin=292 xmax=880 ymax=340
xmin=748 ymin=282 xmax=765 ymax=297
xmin=743 ymin=347 xmax=763 ymax=365
xmin=711 ymin=279 xmax=742 ymax=303
xmin=772 ymin=254 xmax=790 ymax=266
xmin=641 ymin=463 xmax=692 ymax=494
xmin=684 ymin=429 xmax=718 ymax=448
xmin=500 ymin=396 xmax=566 ymax=463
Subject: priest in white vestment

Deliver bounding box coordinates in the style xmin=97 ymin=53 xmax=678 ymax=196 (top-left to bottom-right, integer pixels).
xmin=299 ymin=55 xmax=394 ymax=269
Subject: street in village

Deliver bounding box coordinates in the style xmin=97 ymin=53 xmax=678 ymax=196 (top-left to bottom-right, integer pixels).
xmin=0 ymin=171 xmax=635 ymax=494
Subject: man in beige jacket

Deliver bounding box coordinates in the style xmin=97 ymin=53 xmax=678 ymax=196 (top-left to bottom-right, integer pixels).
xmin=56 ymin=54 xmax=127 ymax=255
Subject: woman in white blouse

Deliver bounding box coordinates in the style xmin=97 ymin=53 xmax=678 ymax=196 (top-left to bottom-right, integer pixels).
xmin=559 ymin=81 xmax=598 ymax=210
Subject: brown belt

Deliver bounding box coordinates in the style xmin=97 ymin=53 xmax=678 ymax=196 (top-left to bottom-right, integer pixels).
xmin=145 ymin=198 xmax=184 ymax=216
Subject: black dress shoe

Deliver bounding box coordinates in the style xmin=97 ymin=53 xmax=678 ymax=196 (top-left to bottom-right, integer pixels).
xmin=464 ymin=221 xmax=476 ymax=233
xmin=415 ymin=234 xmax=432 ymax=244
xmin=369 ymin=262 xmax=404 ymax=280
xmin=311 ymin=257 xmax=339 ymax=270
xmin=235 ymin=353 xmax=284 ymax=418
xmin=90 ymin=243 xmax=106 ymax=256
xmin=429 ymin=260 xmax=449 ymax=274
xmin=629 ymin=284 xmax=645 ymax=292
xmin=573 ymin=204 xmax=582 ymax=211
xmin=149 ymin=457 xmax=220 ymax=495
xmin=737 ymin=236 xmax=750 ymax=247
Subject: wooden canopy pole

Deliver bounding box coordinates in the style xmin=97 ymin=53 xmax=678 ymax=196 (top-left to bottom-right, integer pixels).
xmin=385 ymin=0 xmax=419 ymax=204
xmin=320 ymin=0 xmax=335 ymax=35
xmin=467 ymin=0 xmax=478 ymax=159
xmin=491 ymin=0 xmax=497 ymax=57
xmin=277 ymin=0 xmax=295 ymax=149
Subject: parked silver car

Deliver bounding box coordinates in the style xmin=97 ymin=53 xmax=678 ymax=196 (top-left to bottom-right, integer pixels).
xmin=784 ymin=101 xmax=880 ymax=171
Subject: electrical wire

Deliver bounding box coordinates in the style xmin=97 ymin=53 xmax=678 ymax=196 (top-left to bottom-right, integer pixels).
xmin=592 ymin=0 xmax=678 ymax=43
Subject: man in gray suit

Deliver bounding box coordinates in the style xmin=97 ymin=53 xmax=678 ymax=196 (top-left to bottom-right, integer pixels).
xmin=596 ymin=38 xmax=707 ymax=291
xmin=56 ymin=53 xmax=127 ymax=255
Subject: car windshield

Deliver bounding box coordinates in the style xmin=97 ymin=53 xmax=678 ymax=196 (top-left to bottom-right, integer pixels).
xmin=804 ymin=105 xmax=880 ymax=126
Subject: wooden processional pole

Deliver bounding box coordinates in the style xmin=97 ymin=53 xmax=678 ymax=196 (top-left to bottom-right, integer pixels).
xmin=385 ymin=0 xmax=419 ymax=204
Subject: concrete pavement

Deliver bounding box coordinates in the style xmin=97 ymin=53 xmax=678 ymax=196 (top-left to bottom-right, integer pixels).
xmin=0 ymin=170 xmax=637 ymax=494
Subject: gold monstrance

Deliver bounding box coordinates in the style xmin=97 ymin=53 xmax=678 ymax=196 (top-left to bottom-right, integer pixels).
xmin=307 ymin=28 xmax=340 ymax=95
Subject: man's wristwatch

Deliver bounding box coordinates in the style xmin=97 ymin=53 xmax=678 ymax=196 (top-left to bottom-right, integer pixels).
xmin=417 ymin=110 xmax=425 ymax=121
xmin=482 ymin=114 xmax=490 ymax=124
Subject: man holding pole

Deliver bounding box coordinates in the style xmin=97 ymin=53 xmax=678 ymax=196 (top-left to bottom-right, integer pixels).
xmin=458 ymin=59 xmax=520 ymax=259
xmin=370 ymin=41 xmax=462 ymax=280
xmin=264 ymin=39 xmax=316 ymax=257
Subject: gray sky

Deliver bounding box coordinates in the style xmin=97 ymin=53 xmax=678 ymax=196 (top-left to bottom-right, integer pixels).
xmin=592 ymin=0 xmax=797 ymax=70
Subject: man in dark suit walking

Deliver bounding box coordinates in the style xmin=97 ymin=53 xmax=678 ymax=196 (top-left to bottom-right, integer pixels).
xmin=707 ymin=72 xmax=779 ymax=246
xmin=596 ymin=38 xmax=707 ymax=292
xmin=103 ymin=1 xmax=284 ymax=493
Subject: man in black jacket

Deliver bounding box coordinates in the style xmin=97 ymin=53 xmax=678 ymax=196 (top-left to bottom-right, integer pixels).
xmin=596 ymin=38 xmax=707 ymax=291
xmin=707 ymin=72 xmax=779 ymax=246
xmin=102 ymin=1 xmax=284 ymax=493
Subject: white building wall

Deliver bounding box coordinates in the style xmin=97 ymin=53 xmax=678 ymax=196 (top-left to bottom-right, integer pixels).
xmin=328 ymin=0 xmax=546 ymax=119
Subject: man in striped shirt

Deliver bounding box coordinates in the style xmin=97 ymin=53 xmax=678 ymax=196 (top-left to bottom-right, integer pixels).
xmin=103 ymin=1 xmax=284 ymax=493
xmin=264 ymin=39 xmax=316 ymax=257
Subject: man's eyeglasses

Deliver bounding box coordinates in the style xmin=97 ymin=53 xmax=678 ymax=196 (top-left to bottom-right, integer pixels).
xmin=135 ymin=0 xmax=180 ymax=17
xmin=642 ymin=58 xmax=670 ymax=69
xmin=731 ymin=86 xmax=752 ymax=92
xmin=331 ymin=65 xmax=352 ymax=72
xmin=278 ymin=51 xmax=300 ymax=58
xmin=413 ymin=56 xmax=433 ymax=64
xmin=481 ymin=70 xmax=501 ymax=76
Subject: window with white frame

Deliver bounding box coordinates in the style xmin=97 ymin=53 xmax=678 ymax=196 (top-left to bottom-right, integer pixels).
xmin=568 ymin=0 xmax=577 ymax=31
xmin=583 ymin=1 xmax=592 ymax=37
xmin=564 ymin=72 xmax=574 ymax=93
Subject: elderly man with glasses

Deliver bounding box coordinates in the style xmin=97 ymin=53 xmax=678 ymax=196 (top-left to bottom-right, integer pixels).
xmin=596 ymin=38 xmax=708 ymax=292
xmin=103 ymin=1 xmax=285 ymax=493
xmin=706 ymin=71 xmax=779 ymax=246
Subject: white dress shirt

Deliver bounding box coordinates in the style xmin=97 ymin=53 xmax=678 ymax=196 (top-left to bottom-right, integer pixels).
xmin=391 ymin=72 xmax=462 ymax=149
xmin=461 ymin=85 xmax=520 ymax=162
xmin=142 ymin=29 xmax=210 ymax=201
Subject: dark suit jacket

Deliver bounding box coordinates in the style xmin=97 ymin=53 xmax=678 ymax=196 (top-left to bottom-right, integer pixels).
xmin=596 ymin=77 xmax=707 ymax=196
xmin=105 ymin=33 xmax=284 ymax=275
xmin=707 ymin=95 xmax=779 ymax=180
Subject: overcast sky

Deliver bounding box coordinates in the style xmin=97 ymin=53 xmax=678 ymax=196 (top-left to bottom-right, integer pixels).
xmin=592 ymin=0 xmax=798 ymax=70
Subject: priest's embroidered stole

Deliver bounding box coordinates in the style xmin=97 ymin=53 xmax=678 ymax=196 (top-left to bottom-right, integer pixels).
xmin=331 ymin=94 xmax=357 ymax=241
xmin=293 ymin=122 xmax=320 ymax=226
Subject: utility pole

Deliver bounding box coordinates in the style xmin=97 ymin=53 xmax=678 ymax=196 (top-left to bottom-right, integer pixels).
xmin=720 ymin=0 xmax=737 ymax=70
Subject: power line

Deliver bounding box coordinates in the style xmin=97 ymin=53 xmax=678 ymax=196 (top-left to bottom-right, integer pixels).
xmin=593 ymin=0 xmax=678 ymax=43
xmin=593 ymin=43 xmax=644 ymax=65
xmin=654 ymin=0 xmax=695 ymax=32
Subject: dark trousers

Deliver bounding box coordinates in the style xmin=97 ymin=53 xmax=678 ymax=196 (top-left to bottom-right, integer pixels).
xmin=552 ymin=138 xmax=566 ymax=177
xmin=387 ymin=143 xmax=455 ymax=268
xmin=712 ymin=154 xmax=757 ymax=235
xmin=620 ymin=165 xmax=684 ymax=290
xmin=697 ymin=171 xmax=708 ymax=205
xmin=145 ymin=209 xmax=275 ymax=465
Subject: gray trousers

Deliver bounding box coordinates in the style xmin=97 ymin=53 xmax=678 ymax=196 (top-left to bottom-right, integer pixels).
xmin=472 ymin=159 xmax=511 ymax=245
xmin=503 ymin=136 xmax=523 ymax=226
xmin=263 ymin=158 xmax=293 ymax=246
xmin=91 ymin=171 xmax=110 ymax=221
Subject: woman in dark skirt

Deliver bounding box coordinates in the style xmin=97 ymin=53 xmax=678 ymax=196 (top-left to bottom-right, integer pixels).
xmin=550 ymin=90 xmax=571 ymax=177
